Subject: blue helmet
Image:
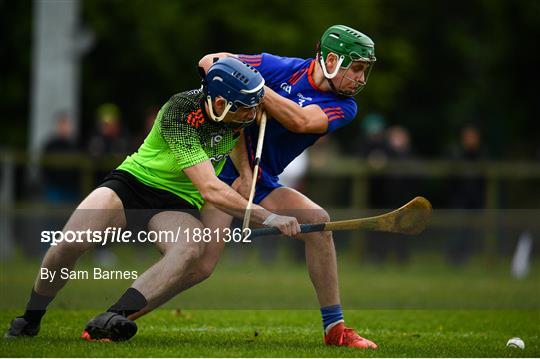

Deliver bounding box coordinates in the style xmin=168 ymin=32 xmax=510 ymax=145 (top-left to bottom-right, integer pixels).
xmin=205 ymin=57 xmax=265 ymax=122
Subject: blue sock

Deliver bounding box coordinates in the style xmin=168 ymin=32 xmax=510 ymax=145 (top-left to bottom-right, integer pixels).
xmin=321 ymin=304 xmax=344 ymax=332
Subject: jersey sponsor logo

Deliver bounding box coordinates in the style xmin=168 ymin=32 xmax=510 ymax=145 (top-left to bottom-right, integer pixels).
xmin=296 ymin=93 xmax=312 ymax=107
xmin=280 ymin=82 xmax=292 ymax=94
xmin=203 ymin=130 xmax=227 ymax=148
xmin=211 ymin=134 xmax=223 ymax=147
xmin=185 ymin=88 xmax=202 ymax=96
xmin=209 ymin=153 xmax=228 ymax=163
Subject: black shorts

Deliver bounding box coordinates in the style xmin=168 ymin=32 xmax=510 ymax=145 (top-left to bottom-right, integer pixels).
xmin=98 ymin=169 xmax=199 ymax=231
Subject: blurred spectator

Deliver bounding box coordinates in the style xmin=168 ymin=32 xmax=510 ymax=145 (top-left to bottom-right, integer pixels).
xmin=365 ymin=125 xmax=416 ymax=265
xmin=42 ymin=111 xmax=80 ymax=202
xmin=446 ymin=124 xmax=487 ymax=266
xmin=21 ymin=112 xmax=81 ymax=257
xmin=358 ymin=113 xmax=388 ymax=213
xmin=384 ymin=126 xmax=416 ymax=203
xmin=357 ymin=113 xmax=388 ymax=169
xmin=87 ymin=103 xmax=130 ymax=157
xmin=309 ymin=135 xmax=341 ymax=169
xmin=307 ymin=136 xmax=347 ymax=207
xmin=87 ymin=103 xmax=130 ymax=186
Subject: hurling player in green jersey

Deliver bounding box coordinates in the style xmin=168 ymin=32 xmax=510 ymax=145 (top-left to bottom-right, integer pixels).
xmin=6 ymin=57 xmax=300 ymax=342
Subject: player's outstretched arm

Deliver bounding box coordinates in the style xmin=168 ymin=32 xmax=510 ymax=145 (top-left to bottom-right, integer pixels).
xmin=184 ymin=160 xmax=300 ymax=236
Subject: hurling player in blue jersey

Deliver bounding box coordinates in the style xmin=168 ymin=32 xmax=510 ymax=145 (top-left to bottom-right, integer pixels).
xmin=197 ymin=25 xmax=378 ymax=349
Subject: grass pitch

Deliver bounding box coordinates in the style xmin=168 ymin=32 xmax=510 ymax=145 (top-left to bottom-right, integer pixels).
xmin=1 ymin=247 xmax=539 ymax=357
xmin=1 ymin=309 xmax=539 ymax=357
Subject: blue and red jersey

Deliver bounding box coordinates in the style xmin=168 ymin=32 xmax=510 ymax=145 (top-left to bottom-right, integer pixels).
xmin=219 ymin=53 xmax=358 ymax=193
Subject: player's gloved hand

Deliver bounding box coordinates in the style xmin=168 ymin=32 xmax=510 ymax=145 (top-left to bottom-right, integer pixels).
xmin=263 ymin=213 xmax=301 ymax=236
xmin=231 ymin=176 xmax=252 ymax=200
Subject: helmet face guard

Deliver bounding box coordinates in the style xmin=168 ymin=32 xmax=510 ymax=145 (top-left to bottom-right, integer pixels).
xmin=223 ymin=106 xmax=260 ymax=129
xmin=332 ymin=59 xmax=375 ymax=96
xmin=205 ymin=57 xmax=265 ymax=123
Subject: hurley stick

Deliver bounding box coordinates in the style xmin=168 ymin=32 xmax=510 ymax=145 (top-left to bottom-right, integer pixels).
xmin=242 ymin=111 xmax=268 ymax=230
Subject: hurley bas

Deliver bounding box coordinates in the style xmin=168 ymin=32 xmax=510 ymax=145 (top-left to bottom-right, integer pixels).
xmin=40 ymin=268 xmax=138 ymax=282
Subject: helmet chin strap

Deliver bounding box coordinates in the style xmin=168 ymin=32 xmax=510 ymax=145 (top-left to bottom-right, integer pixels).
xmin=326 ymin=76 xmax=340 ymax=94
xmin=226 ymin=117 xmax=255 ymax=130
xmin=206 ymin=96 xmax=233 ymax=122
xmin=319 ymin=55 xmax=345 ymax=79
xmin=324 ymin=65 xmax=363 ymax=97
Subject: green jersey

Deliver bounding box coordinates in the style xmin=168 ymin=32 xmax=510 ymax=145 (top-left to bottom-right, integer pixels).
xmin=118 ymin=89 xmax=240 ymax=209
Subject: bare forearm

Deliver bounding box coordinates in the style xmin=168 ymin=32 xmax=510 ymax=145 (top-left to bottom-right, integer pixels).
xmin=185 ymin=161 xmax=270 ymax=224
xmin=204 ymin=180 xmax=270 ymax=224
xmin=263 ymin=87 xmax=308 ymax=133
xmin=229 ymin=131 xmax=252 ymax=178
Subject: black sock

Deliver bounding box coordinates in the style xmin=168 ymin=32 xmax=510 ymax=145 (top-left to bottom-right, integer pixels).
xmin=23 ymin=288 xmax=54 ymax=324
xmin=107 ymin=287 xmax=148 ymax=318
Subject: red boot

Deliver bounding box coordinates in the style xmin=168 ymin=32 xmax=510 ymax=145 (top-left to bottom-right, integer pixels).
xmin=324 ymin=322 xmax=378 ymax=349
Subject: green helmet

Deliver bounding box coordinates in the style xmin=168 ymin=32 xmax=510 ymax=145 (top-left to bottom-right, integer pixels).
xmin=320 ymin=25 xmax=376 ymax=68
xmin=318 ymin=25 xmax=376 ymax=95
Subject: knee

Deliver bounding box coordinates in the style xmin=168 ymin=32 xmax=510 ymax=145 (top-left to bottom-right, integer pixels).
xmin=103 ymin=189 xmax=123 ymax=210
xmin=78 ymin=187 xmax=124 ymax=211
xmin=306 ymin=208 xmax=330 ymax=224
xmin=168 ymin=241 xmax=205 ymax=265
xmin=193 ymin=256 xmax=218 ymax=281
xmin=300 ymin=209 xmax=333 ymax=242
xmin=187 ymin=242 xmax=206 ymax=264
xmin=52 ymin=241 xmax=92 ymax=259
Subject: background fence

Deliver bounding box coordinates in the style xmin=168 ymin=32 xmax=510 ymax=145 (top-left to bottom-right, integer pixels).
xmin=2 ymin=150 xmax=539 ymax=265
